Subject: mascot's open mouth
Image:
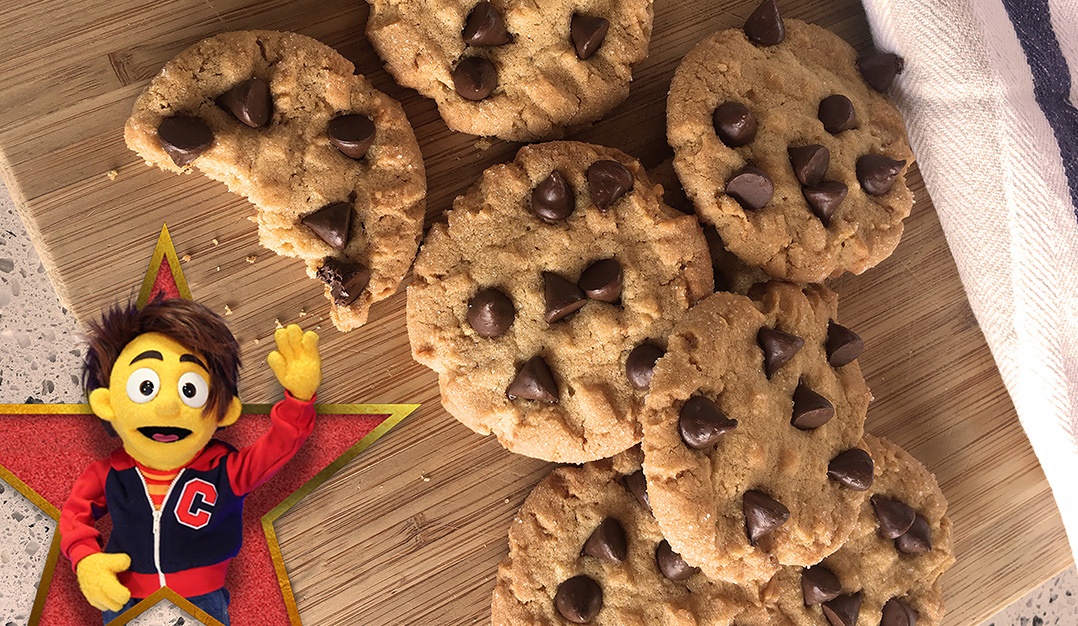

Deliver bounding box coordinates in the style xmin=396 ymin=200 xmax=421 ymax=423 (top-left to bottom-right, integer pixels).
xmin=137 ymin=426 xmax=193 ymax=443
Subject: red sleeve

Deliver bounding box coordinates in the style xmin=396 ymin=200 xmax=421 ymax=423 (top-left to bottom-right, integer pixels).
xmin=226 ymin=392 xmax=316 ymax=495
xmin=59 ymin=458 xmax=111 ymax=570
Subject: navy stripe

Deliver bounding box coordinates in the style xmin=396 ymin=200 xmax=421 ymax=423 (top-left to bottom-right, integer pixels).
xmin=1001 ymin=0 xmax=1078 ymax=223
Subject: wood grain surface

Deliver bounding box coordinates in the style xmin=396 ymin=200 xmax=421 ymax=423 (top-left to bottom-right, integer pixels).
xmin=0 ymin=0 xmax=1070 ymax=624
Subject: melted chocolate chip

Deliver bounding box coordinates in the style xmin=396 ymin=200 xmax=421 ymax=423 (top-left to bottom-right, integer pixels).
xmin=726 ymin=165 xmax=773 ymax=210
xmin=871 ymin=495 xmax=917 ymax=539
xmin=532 ymin=170 xmax=575 ymax=222
xmin=506 ymin=355 xmax=559 ymax=403
xmin=826 ymin=321 xmax=864 ymax=366
xmin=856 ymin=154 xmax=905 ymax=196
xmin=743 ymin=489 xmax=789 ymax=545
xmin=463 ymin=1 xmax=512 ymax=47
xmin=881 ymin=597 xmax=919 ymax=626
xmin=301 ymin=202 xmax=353 ymax=251
xmin=858 ymin=52 xmax=905 ymax=93
xmin=788 ymin=144 xmax=830 ymax=187
xmin=818 ymin=95 xmax=858 ymax=134
xmin=554 ymin=575 xmax=603 ymax=623
xmin=622 ymin=470 xmax=651 ymax=512
xmin=467 ymin=288 xmax=515 ymax=337
xmin=822 ymin=592 xmax=863 ymax=626
xmin=803 ymin=181 xmax=848 ymax=226
xmin=625 ymin=342 xmax=664 ymax=390
xmin=328 ymin=114 xmax=376 ymax=160
xmin=895 ymin=514 xmax=932 ymax=555
xmin=587 ymin=160 xmax=634 ymax=210
xmin=714 ymin=102 xmax=758 ymax=147
xmin=583 ymin=518 xmax=628 ymax=563
xmin=543 ymin=271 xmax=587 ymax=323
xmin=801 ymin=565 xmax=842 ymax=606
xmin=316 ymin=257 xmax=370 ymax=306
xmin=571 ymin=14 xmax=610 ymax=60
xmin=744 ymin=0 xmax=785 ymax=46
xmin=216 ymin=78 xmax=271 ymax=128
xmin=791 ymin=382 xmax=834 ymax=430
xmin=656 ymin=540 xmax=699 ymax=581
xmin=827 ymin=448 xmax=874 ymax=491
xmin=157 ymin=115 xmax=213 ymax=166
xmin=757 ymin=327 xmax=804 ymax=379
xmin=679 ymin=395 xmax=738 ymax=449
xmin=579 ymin=258 xmax=622 ymax=302
xmin=453 ymin=56 xmax=498 ymax=101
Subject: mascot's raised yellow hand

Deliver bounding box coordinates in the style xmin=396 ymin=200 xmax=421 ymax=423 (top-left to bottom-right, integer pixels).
xmin=267 ymin=324 xmax=321 ymax=401
xmin=75 ymin=552 xmax=131 ymax=612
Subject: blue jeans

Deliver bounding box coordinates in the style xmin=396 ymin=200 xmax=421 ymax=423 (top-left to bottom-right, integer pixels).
xmin=103 ymin=587 xmax=230 ymax=625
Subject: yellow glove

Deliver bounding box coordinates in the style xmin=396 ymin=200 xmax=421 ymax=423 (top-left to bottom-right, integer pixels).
xmin=75 ymin=552 xmax=131 ymax=612
xmin=267 ymin=324 xmax=322 ymax=401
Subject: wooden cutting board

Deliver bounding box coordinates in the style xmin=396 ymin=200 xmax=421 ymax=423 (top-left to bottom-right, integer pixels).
xmin=0 ymin=0 xmax=1070 ymax=624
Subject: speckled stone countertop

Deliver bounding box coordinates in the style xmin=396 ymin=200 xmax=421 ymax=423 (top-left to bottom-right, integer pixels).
xmin=0 ymin=184 xmax=1074 ymax=624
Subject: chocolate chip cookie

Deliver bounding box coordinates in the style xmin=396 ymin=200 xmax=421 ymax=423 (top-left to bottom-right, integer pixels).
xmin=641 ymin=281 xmax=872 ymax=584
xmin=124 ymin=30 xmax=427 ymax=330
xmin=491 ymin=448 xmax=767 ymax=625
xmin=768 ymin=434 xmax=954 ymax=626
xmin=365 ymin=0 xmax=654 ymax=140
xmin=667 ymin=1 xmax=913 ymax=283
xmin=407 ymin=141 xmax=713 ymax=463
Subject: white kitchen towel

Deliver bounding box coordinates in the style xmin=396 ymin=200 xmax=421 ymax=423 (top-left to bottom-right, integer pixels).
xmin=859 ymin=0 xmax=1078 ymax=560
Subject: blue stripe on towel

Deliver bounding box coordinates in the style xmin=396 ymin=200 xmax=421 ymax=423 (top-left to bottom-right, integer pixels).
xmin=1001 ymin=0 xmax=1078 ymax=222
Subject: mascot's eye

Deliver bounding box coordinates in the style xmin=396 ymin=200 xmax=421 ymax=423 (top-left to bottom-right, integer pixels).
xmin=178 ymin=372 xmax=210 ymax=409
xmin=125 ymin=368 xmax=161 ymax=404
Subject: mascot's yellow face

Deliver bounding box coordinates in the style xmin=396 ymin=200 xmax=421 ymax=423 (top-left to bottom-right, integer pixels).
xmin=88 ymin=332 xmax=241 ymax=471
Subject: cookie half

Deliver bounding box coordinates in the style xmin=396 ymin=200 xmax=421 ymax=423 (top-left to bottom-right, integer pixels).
xmin=768 ymin=434 xmax=955 ymax=626
xmin=642 ymin=282 xmax=872 ymax=583
xmin=124 ymin=31 xmax=427 ymax=330
xmin=667 ymin=12 xmax=913 ymax=283
xmin=492 ymin=449 xmax=764 ymax=625
xmin=366 ymin=0 xmax=654 ymax=140
xmin=408 ymin=141 xmax=713 ymax=462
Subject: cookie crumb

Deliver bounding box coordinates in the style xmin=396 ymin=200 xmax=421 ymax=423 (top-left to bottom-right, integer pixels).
xmin=246 ymin=255 xmax=257 ymax=264
xmin=298 ymin=309 xmax=307 ymax=318
xmin=181 ymin=254 xmax=192 ymax=263
xmin=223 ymin=305 xmax=233 ymax=316
xmin=253 ymin=338 xmax=260 ymax=345
xmin=420 ymin=475 xmax=431 ymax=482
xmin=211 ymin=238 xmax=219 ymax=246
xmin=215 ymin=265 xmax=221 ymax=272
xmin=106 ymin=170 xmax=119 ymax=181
xmin=274 ymin=319 xmax=284 ymax=329
xmin=474 ymin=137 xmax=495 ymax=151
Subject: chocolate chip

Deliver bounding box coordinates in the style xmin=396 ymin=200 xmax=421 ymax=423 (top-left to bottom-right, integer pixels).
xmin=818 ymin=95 xmax=858 ymax=134
xmin=453 ymin=56 xmax=498 ymax=101
xmin=316 ymin=257 xmax=370 ymax=306
xmin=579 ymin=259 xmax=622 ymax=302
xmin=827 ymin=448 xmax=874 ymax=491
xmin=822 ymin=592 xmax=863 ymax=626
xmin=157 ymin=115 xmax=213 ymax=166
xmin=743 ymin=489 xmax=789 ymax=545
xmin=467 ymin=288 xmax=515 ymax=337
xmin=744 ymin=0 xmax=785 ymax=46
xmin=622 ymin=470 xmax=651 ymax=512
xmin=801 ymin=565 xmax=842 ymax=606
xmin=543 ymin=271 xmax=587 ymax=323
xmin=587 ymin=160 xmax=634 ymax=211
xmin=858 ymin=52 xmax=905 ymax=93
xmin=881 ymin=598 xmax=919 ymax=626
xmin=679 ymin=395 xmax=738 ymax=449
xmin=328 ymin=114 xmax=376 ymax=160
xmin=856 ymin=154 xmax=905 ymax=196
xmin=896 ymin=514 xmax=932 ymax=555
xmin=506 ymin=355 xmax=559 ymax=403
xmin=788 ymin=144 xmax=830 ymax=187
xmin=714 ymin=102 xmax=758 ymax=147
xmin=301 ymin=202 xmax=353 ymax=251
xmin=791 ymin=382 xmax=834 ymax=430
xmin=216 ymin=78 xmax=271 ymax=128
xmin=463 ymin=1 xmax=512 ymax=47
xmin=826 ymin=321 xmax=864 ymax=366
xmin=757 ymin=327 xmax=804 ymax=379
xmin=656 ymin=540 xmax=699 ymax=581
xmin=571 ymin=14 xmax=610 ymax=60
xmin=583 ymin=518 xmax=627 ymax=563
xmin=554 ymin=575 xmax=603 ymax=623
xmin=625 ymin=342 xmax=664 ymax=390
xmin=803 ymin=181 xmax=848 ymax=226
xmin=532 ymin=170 xmax=575 ymax=222
xmin=726 ymin=165 xmax=773 ymax=210
xmin=871 ymin=495 xmax=917 ymax=539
